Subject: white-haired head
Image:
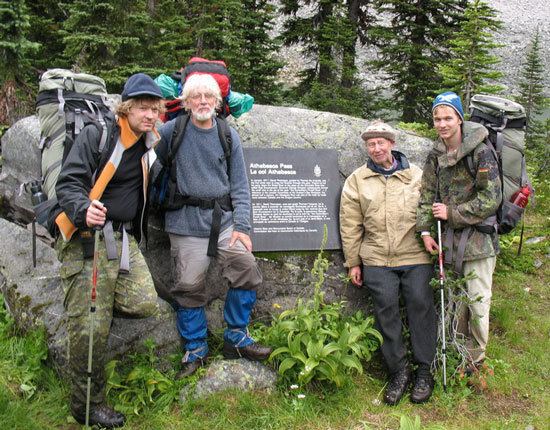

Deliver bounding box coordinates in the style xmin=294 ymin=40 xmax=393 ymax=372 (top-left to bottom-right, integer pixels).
xmin=180 ymin=74 xmax=222 ymax=109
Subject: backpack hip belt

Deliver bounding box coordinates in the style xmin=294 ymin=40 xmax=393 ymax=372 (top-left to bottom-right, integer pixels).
xmin=175 ymin=194 xmax=233 ymax=257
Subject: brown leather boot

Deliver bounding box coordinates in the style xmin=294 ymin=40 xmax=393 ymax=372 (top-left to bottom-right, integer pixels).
xmin=222 ymin=341 xmax=272 ymax=360
xmin=176 ymin=354 xmax=208 ymax=379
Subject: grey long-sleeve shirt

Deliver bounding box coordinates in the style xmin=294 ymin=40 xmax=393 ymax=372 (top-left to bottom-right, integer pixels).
xmin=158 ymin=118 xmax=251 ymax=237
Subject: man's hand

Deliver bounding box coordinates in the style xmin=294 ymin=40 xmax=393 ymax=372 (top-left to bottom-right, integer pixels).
xmin=86 ymin=199 xmax=107 ymax=228
xmin=229 ymin=231 xmax=252 ymax=252
xmin=432 ymin=202 xmax=448 ymax=220
xmin=422 ymin=235 xmax=439 ymax=254
xmin=349 ymin=265 xmax=362 ymax=287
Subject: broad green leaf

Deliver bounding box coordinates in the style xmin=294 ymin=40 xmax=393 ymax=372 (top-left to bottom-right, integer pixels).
xmin=365 ymin=327 xmax=384 ymax=344
xmin=270 ymin=346 xmax=291 ymax=358
xmin=340 ymin=355 xmax=363 ymax=373
xmin=303 ymin=357 xmax=319 ymax=374
xmin=278 ymin=357 xmax=297 ymax=374
xmin=306 ymin=339 xmax=323 ymax=358
xmin=321 ymin=342 xmax=341 ymax=357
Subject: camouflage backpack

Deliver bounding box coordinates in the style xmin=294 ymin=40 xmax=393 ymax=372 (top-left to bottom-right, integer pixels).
xmin=468 ymin=94 xmax=532 ymax=235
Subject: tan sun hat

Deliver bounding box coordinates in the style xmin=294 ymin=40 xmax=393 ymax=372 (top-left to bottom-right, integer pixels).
xmin=361 ymin=120 xmax=396 ymax=142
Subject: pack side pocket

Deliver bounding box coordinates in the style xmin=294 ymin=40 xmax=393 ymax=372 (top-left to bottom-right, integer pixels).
xmin=498 ymin=200 xmax=524 ymax=234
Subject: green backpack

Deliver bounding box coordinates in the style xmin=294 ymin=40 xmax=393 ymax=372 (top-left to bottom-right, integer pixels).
xmin=468 ymin=94 xmax=532 ymax=235
xmin=33 ymin=69 xmax=115 ymax=227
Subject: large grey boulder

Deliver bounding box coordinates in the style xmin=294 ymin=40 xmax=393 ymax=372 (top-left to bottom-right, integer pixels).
xmin=0 ymin=104 xmax=434 ymax=371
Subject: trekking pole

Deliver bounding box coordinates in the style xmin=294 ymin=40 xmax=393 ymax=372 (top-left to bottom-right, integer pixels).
xmin=85 ymin=228 xmax=100 ymax=427
xmin=436 ymin=217 xmax=447 ymax=392
xmin=32 ymin=220 xmax=37 ymax=268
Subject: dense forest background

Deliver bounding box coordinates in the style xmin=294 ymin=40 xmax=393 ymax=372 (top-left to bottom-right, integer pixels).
xmin=1 ymin=0 xmax=548 ymax=165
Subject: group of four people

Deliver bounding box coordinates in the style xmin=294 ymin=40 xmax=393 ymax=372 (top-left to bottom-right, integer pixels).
xmin=53 ymin=70 xmax=499 ymax=427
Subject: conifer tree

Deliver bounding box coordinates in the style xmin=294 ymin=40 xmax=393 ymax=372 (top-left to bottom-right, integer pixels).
xmin=438 ymin=0 xmax=503 ymax=109
xmin=342 ymin=0 xmax=376 ymax=89
xmin=0 ymin=0 xmax=39 ymax=123
xmin=370 ymin=0 xmax=466 ymax=122
xmin=222 ymin=0 xmax=283 ymax=103
xmin=281 ymin=0 xmax=338 ymax=90
xmin=142 ymin=0 xmax=192 ymax=75
xmin=25 ymin=0 xmax=72 ymax=73
xmin=281 ymin=0 xmax=369 ymax=116
xmin=181 ymin=0 xmax=282 ymax=102
xmin=61 ymin=0 xmax=155 ymax=91
xmin=517 ymin=28 xmax=547 ymax=144
xmin=0 ymin=0 xmax=39 ymax=81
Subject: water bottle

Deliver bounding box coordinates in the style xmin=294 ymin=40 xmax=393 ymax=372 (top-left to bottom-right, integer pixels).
xmin=510 ymin=185 xmax=531 ymax=208
xmin=29 ymin=181 xmax=47 ymax=207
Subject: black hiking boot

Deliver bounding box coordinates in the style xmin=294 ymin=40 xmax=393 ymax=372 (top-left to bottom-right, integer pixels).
xmin=410 ymin=372 xmax=435 ymax=404
xmin=384 ymin=367 xmax=411 ymax=405
xmin=73 ymin=404 xmax=126 ymax=428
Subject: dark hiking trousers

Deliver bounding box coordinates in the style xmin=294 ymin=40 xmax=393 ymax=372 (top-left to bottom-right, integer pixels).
xmin=363 ymin=264 xmax=436 ymax=374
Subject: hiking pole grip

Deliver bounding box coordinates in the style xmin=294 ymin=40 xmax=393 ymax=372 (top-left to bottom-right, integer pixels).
xmin=85 ymin=228 xmax=101 ymax=427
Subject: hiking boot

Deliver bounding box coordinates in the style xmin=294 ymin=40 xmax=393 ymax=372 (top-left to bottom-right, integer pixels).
xmin=176 ymin=354 xmax=208 ymax=379
xmin=384 ymin=367 xmax=411 ymax=405
xmin=73 ymin=404 xmax=126 ymax=428
xmin=410 ymin=373 xmax=435 ymax=404
xmin=222 ymin=340 xmax=272 ymax=361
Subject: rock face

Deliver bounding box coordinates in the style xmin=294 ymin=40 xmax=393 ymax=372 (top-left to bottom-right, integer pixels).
xmin=0 ymin=104 xmax=434 ymax=370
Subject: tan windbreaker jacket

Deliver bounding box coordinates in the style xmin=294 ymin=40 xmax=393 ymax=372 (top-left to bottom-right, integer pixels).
xmin=340 ymin=153 xmax=431 ymax=268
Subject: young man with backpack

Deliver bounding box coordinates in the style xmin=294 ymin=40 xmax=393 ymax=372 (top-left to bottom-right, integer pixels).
xmin=155 ymin=74 xmax=271 ymax=378
xmin=54 ymin=73 xmax=164 ymax=427
xmin=416 ymin=91 xmax=502 ymax=375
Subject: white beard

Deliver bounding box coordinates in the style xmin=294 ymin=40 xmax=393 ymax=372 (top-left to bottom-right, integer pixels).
xmin=193 ymin=107 xmax=216 ymax=122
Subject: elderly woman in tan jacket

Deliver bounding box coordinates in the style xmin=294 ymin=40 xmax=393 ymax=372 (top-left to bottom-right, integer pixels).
xmin=340 ymin=121 xmax=436 ymax=405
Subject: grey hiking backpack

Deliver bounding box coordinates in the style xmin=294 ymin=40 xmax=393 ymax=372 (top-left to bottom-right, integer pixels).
xmin=33 ymin=69 xmax=115 ymax=227
xmin=468 ymin=94 xmax=532 ymax=235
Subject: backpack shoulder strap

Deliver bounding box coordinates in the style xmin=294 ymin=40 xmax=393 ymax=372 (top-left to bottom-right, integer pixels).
xmin=463 ymin=152 xmax=476 ymax=180
xmin=168 ymin=113 xmax=190 ymax=163
xmin=463 ymin=139 xmax=497 ymax=180
xmin=92 ymin=119 xmax=117 ymax=185
xmin=215 ymin=116 xmax=233 ymax=177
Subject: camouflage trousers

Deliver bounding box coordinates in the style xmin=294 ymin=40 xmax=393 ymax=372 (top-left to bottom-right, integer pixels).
xmin=56 ymin=232 xmax=159 ymax=413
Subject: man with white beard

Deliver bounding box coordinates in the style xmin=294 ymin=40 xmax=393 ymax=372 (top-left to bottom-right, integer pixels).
xmin=155 ymin=74 xmax=271 ymax=378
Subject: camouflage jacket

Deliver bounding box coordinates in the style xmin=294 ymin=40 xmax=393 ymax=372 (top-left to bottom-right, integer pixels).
xmin=416 ymin=121 xmax=502 ymax=263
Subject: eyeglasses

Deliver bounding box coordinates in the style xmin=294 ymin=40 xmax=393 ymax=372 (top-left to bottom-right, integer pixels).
xmin=190 ymin=92 xmax=216 ymax=101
